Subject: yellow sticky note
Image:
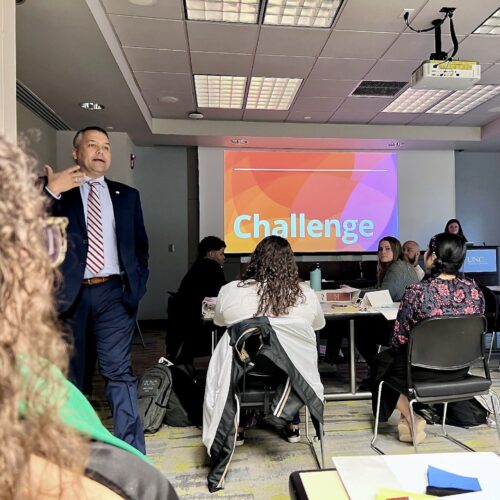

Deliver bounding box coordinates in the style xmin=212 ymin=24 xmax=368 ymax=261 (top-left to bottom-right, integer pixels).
xmin=376 ymin=486 xmax=437 ymax=500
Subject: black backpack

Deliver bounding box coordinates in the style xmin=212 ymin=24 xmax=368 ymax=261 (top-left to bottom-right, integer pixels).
xmin=436 ymin=398 xmax=488 ymax=428
xmin=138 ymin=361 xmax=173 ymax=433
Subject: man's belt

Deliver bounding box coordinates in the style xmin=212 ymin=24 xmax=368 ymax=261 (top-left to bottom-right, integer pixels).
xmin=82 ymin=275 xmax=121 ymax=286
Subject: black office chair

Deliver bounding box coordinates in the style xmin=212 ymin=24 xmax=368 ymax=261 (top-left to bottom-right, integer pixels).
xmin=477 ymin=284 xmax=498 ymax=364
xmin=371 ymin=315 xmax=498 ymax=454
xmin=237 ymin=323 xmax=326 ymax=469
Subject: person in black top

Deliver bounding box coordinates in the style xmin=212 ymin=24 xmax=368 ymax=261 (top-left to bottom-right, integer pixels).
xmin=167 ymin=236 xmax=227 ymax=364
xmin=444 ymin=218 xmax=467 ymax=242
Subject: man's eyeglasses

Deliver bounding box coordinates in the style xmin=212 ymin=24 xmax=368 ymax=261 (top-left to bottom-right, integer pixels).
xmin=43 ymin=217 xmax=68 ymax=267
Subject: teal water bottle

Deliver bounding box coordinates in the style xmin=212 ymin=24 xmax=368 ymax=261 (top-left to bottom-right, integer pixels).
xmin=309 ymin=262 xmax=322 ymax=291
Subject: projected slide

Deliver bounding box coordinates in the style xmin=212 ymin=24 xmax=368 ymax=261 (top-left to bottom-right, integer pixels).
xmin=224 ymin=151 xmax=398 ymax=253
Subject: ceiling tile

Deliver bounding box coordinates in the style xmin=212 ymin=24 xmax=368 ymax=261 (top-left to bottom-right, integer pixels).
xmin=369 ymin=112 xmax=416 ymax=125
xmin=252 ymin=55 xmax=315 ymax=78
xmin=135 ymin=72 xmax=193 ymax=92
xmin=187 ymin=22 xmax=259 ymax=53
xmin=448 ymin=94 xmax=500 ymax=126
xmin=243 ymin=109 xmax=289 ymax=121
xmin=329 ymin=96 xmax=389 ymax=122
xmin=364 ymin=59 xmax=417 ymax=82
xmin=286 ymin=111 xmax=331 ymax=123
xmin=408 ymin=114 xmax=457 ymax=125
xmin=142 ymin=90 xmax=195 ymax=118
xmin=481 ymin=64 xmax=500 ymax=85
xmin=109 ymin=15 xmax=187 ymax=50
xmin=310 ymin=58 xmax=375 ymax=79
xmin=191 ymin=52 xmax=254 ymax=75
xmin=102 ymin=0 xmax=183 ymax=19
xmin=457 ymin=35 xmax=500 ymax=65
xmin=410 ymin=0 xmax=500 ymax=36
xmin=256 ymin=26 xmax=330 ymax=57
xmin=321 ymin=31 xmax=399 ymax=59
xmin=299 ymin=79 xmax=359 ymax=98
xmin=199 ymin=109 xmax=244 ymax=120
xmin=292 ymin=96 xmax=344 ymax=112
xmin=335 ymin=0 xmax=428 ymax=32
xmin=383 ymin=33 xmax=440 ymax=61
xmin=124 ymin=47 xmax=190 ymax=72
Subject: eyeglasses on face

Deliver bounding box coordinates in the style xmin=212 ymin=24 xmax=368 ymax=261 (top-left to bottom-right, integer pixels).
xmin=43 ymin=217 xmax=68 ymax=267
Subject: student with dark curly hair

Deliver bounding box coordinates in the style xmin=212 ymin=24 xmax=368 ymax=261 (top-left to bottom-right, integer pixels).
xmin=214 ymin=235 xmax=325 ymax=443
xmin=372 ymin=233 xmax=484 ymax=445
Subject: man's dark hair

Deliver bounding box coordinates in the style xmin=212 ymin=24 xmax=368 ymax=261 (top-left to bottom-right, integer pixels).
xmin=73 ymin=126 xmax=109 ymax=148
xmin=198 ymin=236 xmax=226 ymax=258
xmin=428 ymin=232 xmax=467 ymax=276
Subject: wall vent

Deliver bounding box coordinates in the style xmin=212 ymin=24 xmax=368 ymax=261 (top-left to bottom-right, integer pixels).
xmin=352 ymin=81 xmax=408 ymax=97
xmin=16 ymin=81 xmax=71 ymax=130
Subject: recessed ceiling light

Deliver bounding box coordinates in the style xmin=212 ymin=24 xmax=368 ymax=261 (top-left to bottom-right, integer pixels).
xmin=185 ymin=0 xmax=260 ymax=24
xmin=382 ymin=88 xmax=450 ymax=113
xmin=425 ymin=85 xmax=500 ymax=114
xmin=194 ymin=75 xmax=247 ymax=109
xmin=264 ymin=0 xmax=344 ymax=28
xmin=105 ymin=126 xmax=114 ymax=131
xmin=231 ymin=138 xmax=248 ymax=144
xmin=246 ymin=77 xmax=302 ymax=110
xmin=79 ymin=102 xmax=105 ymax=111
xmin=128 ymin=0 xmax=157 ymax=6
xmin=158 ymin=95 xmax=179 ymax=104
xmin=473 ymin=7 xmax=500 ymax=34
xmin=188 ymin=112 xmax=205 ymax=119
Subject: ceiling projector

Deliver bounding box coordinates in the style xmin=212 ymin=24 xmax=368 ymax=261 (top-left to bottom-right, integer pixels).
xmin=411 ymin=60 xmax=481 ymax=91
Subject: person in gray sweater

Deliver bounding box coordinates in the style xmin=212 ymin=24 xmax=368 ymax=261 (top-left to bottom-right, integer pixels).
xmin=356 ymin=237 xmax=419 ymax=375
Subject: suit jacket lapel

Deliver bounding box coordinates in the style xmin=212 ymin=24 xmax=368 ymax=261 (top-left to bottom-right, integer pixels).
xmin=67 ymin=186 xmax=86 ymax=233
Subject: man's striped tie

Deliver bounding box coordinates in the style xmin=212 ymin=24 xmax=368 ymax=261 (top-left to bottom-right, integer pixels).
xmin=86 ymin=181 xmax=104 ymax=274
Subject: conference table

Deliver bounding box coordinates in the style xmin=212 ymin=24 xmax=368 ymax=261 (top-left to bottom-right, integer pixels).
xmin=289 ymin=452 xmax=500 ymax=499
xmin=320 ymin=302 xmax=398 ymax=401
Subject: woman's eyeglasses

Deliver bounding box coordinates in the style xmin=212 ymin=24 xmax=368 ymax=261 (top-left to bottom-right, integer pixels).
xmin=43 ymin=217 xmax=68 ymax=267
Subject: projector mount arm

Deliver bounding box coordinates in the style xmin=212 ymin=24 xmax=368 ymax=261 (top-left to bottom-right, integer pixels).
xmin=404 ymin=7 xmax=458 ymax=62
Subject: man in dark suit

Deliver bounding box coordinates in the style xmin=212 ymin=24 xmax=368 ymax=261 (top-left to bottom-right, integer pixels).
xmin=45 ymin=126 xmax=149 ymax=453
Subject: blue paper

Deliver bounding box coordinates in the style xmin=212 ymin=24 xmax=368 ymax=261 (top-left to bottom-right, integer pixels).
xmin=427 ymin=465 xmax=481 ymax=492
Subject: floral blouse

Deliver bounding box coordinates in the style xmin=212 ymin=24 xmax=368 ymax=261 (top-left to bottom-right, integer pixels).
xmin=391 ymin=276 xmax=485 ymax=351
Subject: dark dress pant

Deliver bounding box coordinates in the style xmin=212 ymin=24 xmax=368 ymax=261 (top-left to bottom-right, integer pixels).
xmin=64 ymin=277 xmax=146 ymax=454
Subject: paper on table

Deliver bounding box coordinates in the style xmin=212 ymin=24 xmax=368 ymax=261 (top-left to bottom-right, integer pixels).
xmin=427 ymin=465 xmax=481 ymax=492
xmin=375 ymin=487 xmax=437 ymax=500
xmin=369 ymin=306 xmax=399 ymax=321
xmin=299 ymin=471 xmax=349 ymax=500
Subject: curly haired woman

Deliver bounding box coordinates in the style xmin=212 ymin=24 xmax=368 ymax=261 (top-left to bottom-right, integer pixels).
xmin=214 ymin=235 xmax=325 ymax=443
xmin=0 ymin=137 xmax=176 ymax=499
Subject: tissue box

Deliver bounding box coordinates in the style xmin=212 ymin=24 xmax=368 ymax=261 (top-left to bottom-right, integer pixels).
xmin=316 ymin=288 xmax=360 ymax=303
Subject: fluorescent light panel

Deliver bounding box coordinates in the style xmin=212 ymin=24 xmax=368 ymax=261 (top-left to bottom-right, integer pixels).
xmin=246 ymin=77 xmax=302 ymax=110
xmin=382 ymin=88 xmax=450 ymax=113
xmin=264 ymin=0 xmax=343 ymax=27
xmin=474 ymin=8 xmax=500 ymax=34
xmin=426 ymin=85 xmax=500 ymax=114
xmin=194 ymin=75 xmax=247 ymax=108
xmin=185 ymin=0 xmax=260 ymax=23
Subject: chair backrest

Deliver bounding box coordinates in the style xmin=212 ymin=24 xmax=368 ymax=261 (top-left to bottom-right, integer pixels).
xmin=409 ymin=315 xmax=487 ymax=371
xmin=477 ymin=283 xmax=497 ymax=332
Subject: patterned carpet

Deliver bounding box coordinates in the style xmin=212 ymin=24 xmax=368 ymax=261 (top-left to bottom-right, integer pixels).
xmin=92 ymin=329 xmax=500 ymax=499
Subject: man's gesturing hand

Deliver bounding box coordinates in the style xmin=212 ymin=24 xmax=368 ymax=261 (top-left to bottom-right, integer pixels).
xmin=45 ymin=165 xmax=84 ymax=196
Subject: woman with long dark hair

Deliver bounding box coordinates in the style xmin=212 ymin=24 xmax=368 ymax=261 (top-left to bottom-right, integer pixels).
xmin=214 ymin=235 xmax=325 ymax=443
xmin=444 ymin=218 xmax=467 ymax=242
xmin=372 ymin=232 xmax=484 ymax=444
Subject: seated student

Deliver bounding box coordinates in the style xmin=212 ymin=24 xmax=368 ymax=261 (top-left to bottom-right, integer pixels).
xmin=371 ymin=232 xmax=484 ymax=444
xmin=167 ymin=236 xmax=226 ymax=364
xmin=355 ymin=236 xmax=419 ymax=371
xmin=444 ymin=218 xmax=468 ymax=242
xmin=213 ymin=235 xmax=325 ymax=443
xmin=0 ymin=137 xmax=176 ymax=499
xmin=402 ymin=240 xmax=425 ymax=281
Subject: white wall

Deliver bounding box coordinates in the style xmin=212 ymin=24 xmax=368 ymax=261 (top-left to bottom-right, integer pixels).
xmin=397 ymin=150 xmax=455 ymax=248
xmin=17 ymin=102 xmax=57 ymax=167
xmin=199 ymin=148 xmax=456 ymax=251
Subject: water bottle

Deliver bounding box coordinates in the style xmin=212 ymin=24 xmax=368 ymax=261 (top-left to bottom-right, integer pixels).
xmin=309 ymin=262 xmax=322 ymax=291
